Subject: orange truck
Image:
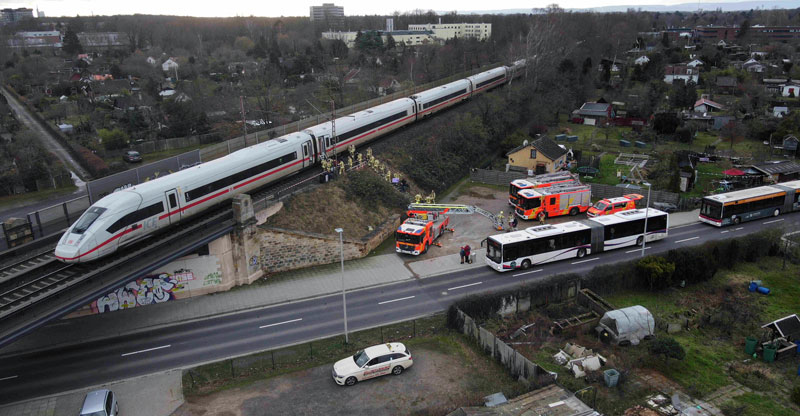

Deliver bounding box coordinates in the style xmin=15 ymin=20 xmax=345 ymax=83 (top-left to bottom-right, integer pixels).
xmin=514 ymin=184 xmax=592 ymax=220
xmin=508 ymin=172 xmax=579 ymax=206
xmin=586 ymin=194 xmax=644 ymax=218
xmin=395 ymin=209 xmax=451 ymax=255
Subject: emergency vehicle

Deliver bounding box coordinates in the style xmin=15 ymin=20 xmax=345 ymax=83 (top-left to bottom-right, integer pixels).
xmin=508 ymin=172 xmax=579 ymax=206
xmin=586 ymin=194 xmax=644 ymax=218
xmin=332 ymin=342 xmax=413 ymax=386
xmin=514 ymin=184 xmax=592 ymax=220
xmin=395 ymin=208 xmax=451 ymax=255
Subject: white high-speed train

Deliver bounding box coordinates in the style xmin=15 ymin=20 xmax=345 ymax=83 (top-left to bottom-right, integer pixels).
xmin=55 ymin=61 xmax=525 ymax=262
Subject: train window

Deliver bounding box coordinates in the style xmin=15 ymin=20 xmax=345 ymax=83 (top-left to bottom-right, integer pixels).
xmin=168 ymin=193 xmax=177 ymax=209
xmin=72 ymin=207 xmax=107 ymax=235
xmin=303 ymin=145 xmax=308 ymax=157
xmin=106 ymin=202 xmax=164 ymax=234
xmin=185 ymin=152 xmax=298 ymax=202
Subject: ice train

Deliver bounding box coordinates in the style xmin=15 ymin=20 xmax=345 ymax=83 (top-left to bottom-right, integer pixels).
xmin=55 ymin=60 xmax=526 ymax=262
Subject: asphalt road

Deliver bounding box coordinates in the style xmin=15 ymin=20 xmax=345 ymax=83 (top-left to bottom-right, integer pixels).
xmin=0 ymin=214 xmax=797 ymax=405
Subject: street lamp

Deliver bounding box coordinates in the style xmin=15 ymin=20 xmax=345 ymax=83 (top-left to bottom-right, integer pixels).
xmin=641 ymin=182 xmax=652 ymax=257
xmin=335 ymin=228 xmax=348 ymax=343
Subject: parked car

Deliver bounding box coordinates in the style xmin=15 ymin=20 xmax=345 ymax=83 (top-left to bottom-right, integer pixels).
xmin=332 ymin=342 xmax=413 ymax=386
xmin=122 ymin=150 xmax=142 ymax=163
xmin=79 ymin=389 xmax=118 ymax=416
xmin=587 ymin=194 xmax=643 ymax=218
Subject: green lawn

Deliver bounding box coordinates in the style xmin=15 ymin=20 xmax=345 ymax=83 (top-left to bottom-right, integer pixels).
xmin=724 ymin=392 xmax=799 ymax=416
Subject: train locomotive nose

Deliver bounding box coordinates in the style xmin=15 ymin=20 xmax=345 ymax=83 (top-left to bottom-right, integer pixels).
xmin=55 ymin=236 xmax=96 ymax=263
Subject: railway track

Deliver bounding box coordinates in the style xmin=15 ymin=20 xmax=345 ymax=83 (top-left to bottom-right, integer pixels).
xmin=0 ymin=206 xmax=233 ymax=321
xmin=0 ymin=251 xmax=57 ymax=287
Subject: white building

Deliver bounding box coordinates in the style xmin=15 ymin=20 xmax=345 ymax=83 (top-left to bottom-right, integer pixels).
xmin=322 ymin=30 xmax=435 ymax=48
xmin=634 ymin=56 xmax=650 ymax=66
xmin=162 ymin=58 xmax=179 ymax=72
xmin=407 ymin=22 xmax=491 ymax=41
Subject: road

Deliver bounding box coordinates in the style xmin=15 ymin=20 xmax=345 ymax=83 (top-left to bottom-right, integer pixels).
xmin=0 ymin=87 xmax=89 ymax=181
xmin=0 ymin=214 xmax=796 ymax=405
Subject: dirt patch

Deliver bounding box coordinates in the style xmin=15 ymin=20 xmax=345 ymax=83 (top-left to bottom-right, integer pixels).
xmin=173 ymin=338 xmax=524 ymax=416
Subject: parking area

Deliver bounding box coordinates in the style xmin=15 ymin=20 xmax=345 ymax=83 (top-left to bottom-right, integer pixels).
xmin=173 ymin=338 xmax=524 ymax=416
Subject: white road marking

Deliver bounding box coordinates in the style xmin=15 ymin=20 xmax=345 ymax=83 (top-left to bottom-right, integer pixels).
xmin=513 ymin=269 xmax=543 ymax=277
xmin=735 ymin=227 xmax=744 ymax=231
xmin=0 ymin=375 xmax=18 ymax=381
xmin=259 ymin=318 xmax=303 ymax=329
xmin=378 ymin=296 xmax=416 ymax=305
xmin=571 ymin=258 xmax=599 ymax=265
xmin=763 ymin=219 xmax=784 ymax=225
xmin=448 ymin=282 xmax=482 ymax=291
xmin=720 ymin=230 xmax=730 ymax=234
xmin=675 ymin=237 xmax=700 ymax=243
xmin=626 ymin=247 xmax=651 ymax=253
xmin=121 ymin=344 xmax=171 ymax=357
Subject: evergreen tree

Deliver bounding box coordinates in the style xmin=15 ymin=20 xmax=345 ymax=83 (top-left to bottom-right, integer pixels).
xmin=62 ymin=26 xmax=83 ymax=55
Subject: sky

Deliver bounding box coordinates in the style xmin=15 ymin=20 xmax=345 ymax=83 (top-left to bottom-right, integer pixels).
xmin=3 ymin=0 xmax=756 ymax=18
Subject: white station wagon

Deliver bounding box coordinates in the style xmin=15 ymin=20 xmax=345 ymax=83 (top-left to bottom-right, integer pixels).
xmin=332 ymin=342 xmax=413 ymax=386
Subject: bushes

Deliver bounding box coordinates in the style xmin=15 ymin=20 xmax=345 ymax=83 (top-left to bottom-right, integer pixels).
xmin=340 ymin=170 xmax=409 ymax=211
xmin=71 ymin=143 xmax=109 ymax=178
xmin=647 ymin=336 xmax=685 ymax=361
xmin=637 ymin=256 xmax=676 ymax=291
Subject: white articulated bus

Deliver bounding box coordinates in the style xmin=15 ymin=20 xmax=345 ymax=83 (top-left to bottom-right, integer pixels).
xmin=485 ymin=208 xmax=669 ymax=272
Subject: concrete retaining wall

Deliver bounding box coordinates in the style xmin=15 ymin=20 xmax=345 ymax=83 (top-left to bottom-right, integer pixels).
xmin=258 ymin=214 xmax=401 ymax=274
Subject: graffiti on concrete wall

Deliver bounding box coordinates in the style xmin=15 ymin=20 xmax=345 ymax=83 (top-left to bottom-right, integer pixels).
xmin=203 ymin=271 xmax=222 ymax=286
xmin=91 ymin=272 xmax=186 ymax=314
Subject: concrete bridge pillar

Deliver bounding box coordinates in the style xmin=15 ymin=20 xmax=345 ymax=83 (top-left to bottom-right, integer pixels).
xmin=230 ymin=194 xmax=263 ymax=285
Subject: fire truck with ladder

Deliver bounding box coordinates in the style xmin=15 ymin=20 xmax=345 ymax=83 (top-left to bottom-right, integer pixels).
xmin=508 ymin=172 xmax=579 ymax=206
xmin=514 ymin=184 xmax=592 ymax=220
xmin=395 ymin=204 xmax=503 ymax=255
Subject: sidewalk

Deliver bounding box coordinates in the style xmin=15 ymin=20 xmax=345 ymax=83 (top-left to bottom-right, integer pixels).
xmin=0 ymin=210 xmax=701 ymax=416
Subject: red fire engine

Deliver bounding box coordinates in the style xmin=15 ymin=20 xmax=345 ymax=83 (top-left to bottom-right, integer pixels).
xmin=508 ymin=172 xmax=579 ymax=206
xmin=395 ymin=209 xmax=451 ymax=255
xmin=514 ymin=184 xmax=592 ymax=220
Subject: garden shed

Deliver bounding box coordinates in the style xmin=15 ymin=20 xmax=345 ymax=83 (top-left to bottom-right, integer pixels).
xmin=596 ymin=305 xmax=654 ymax=346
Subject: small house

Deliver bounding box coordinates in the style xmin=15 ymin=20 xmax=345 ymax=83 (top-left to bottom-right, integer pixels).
xmin=715 ymin=76 xmax=737 ymax=94
xmin=162 ymin=58 xmax=179 ymax=72
xmin=773 ymin=106 xmax=789 ymax=118
xmin=782 ymin=135 xmax=799 ymax=152
xmin=743 ymin=58 xmax=766 ymax=73
xmin=634 ymin=55 xmax=650 ymax=66
xmin=506 ymin=136 xmax=568 ymax=175
xmin=664 ymin=65 xmax=698 ymax=84
xmin=752 ymin=160 xmax=800 ymax=183
xmin=574 ymin=102 xmax=614 ymax=125
xmin=694 ymin=98 xmax=724 ymax=113
xmin=687 ymin=58 xmax=704 ymax=68
xmin=146 ymin=56 xmax=157 ymax=66
xmin=781 ymin=84 xmax=800 ymax=97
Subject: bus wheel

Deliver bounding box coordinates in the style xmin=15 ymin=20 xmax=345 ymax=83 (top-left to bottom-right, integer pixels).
xmin=636 ymin=236 xmax=644 ymax=246
xmin=569 ymin=207 xmax=579 ymax=216
xmin=521 ymin=260 xmax=531 ymax=269
xmin=774 ymin=209 xmax=780 ymax=217
xmin=733 ymin=217 xmax=741 ymax=225
xmin=577 ymin=248 xmax=586 ymax=258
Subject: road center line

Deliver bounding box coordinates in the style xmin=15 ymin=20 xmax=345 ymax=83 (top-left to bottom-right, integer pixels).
xmin=448 ymin=282 xmax=482 ymax=291
xmin=571 ymin=258 xmax=599 ymax=265
xmin=513 ymin=269 xmax=543 ymax=277
xmin=763 ymin=219 xmax=784 ymax=225
xmin=378 ymin=296 xmax=416 ymax=305
xmin=626 ymin=247 xmax=651 ymax=253
xmin=121 ymin=344 xmax=171 ymax=357
xmin=735 ymin=227 xmax=744 ymax=231
xmin=675 ymin=236 xmax=700 ymax=243
xmin=0 ymin=375 xmax=18 ymax=381
xmin=720 ymin=230 xmax=730 ymax=234
xmin=259 ymin=318 xmax=303 ymax=329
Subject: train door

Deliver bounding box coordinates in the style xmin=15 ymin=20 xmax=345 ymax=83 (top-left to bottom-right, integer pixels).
xmin=302 ymin=141 xmax=313 ymax=167
xmin=165 ymin=189 xmax=181 ymax=225
xmin=317 ymin=135 xmax=328 ymax=158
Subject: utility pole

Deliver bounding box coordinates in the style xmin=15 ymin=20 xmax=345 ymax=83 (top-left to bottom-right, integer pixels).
xmin=240 ymin=95 xmax=248 ymax=141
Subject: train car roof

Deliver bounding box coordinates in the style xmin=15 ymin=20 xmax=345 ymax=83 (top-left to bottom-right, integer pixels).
xmin=409 ymin=79 xmax=471 ymax=100
xmin=702 ymin=185 xmax=785 ymax=203
xmin=303 ymin=98 xmax=414 ymax=136
xmin=588 ymin=208 xmax=667 ymax=225
xmin=466 ymin=66 xmax=506 ymax=80
xmin=122 ymin=132 xmax=308 ymax=196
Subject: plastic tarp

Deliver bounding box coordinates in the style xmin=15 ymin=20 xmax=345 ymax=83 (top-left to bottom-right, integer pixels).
xmin=598 ymin=305 xmax=654 ymax=345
